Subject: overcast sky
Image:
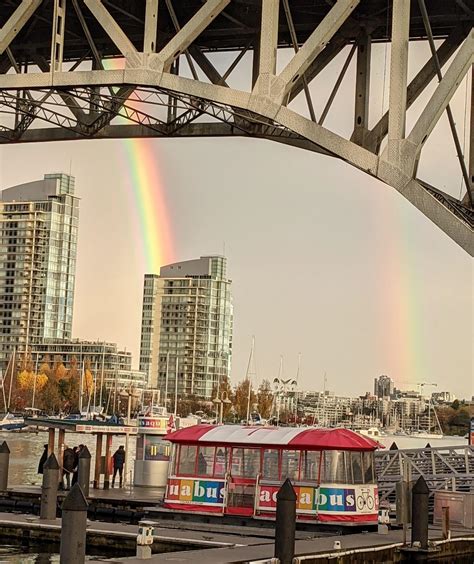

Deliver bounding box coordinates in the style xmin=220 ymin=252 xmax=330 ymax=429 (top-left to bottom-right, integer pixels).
xmin=0 ymin=42 xmax=472 ymax=399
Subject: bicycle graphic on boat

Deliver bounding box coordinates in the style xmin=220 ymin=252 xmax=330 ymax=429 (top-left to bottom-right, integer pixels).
xmin=356 ymin=488 xmax=375 ymax=511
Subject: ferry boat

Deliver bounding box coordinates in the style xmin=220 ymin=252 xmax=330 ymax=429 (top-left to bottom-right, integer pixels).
xmin=0 ymin=412 xmax=25 ymax=431
xmin=163 ymin=425 xmax=382 ymax=525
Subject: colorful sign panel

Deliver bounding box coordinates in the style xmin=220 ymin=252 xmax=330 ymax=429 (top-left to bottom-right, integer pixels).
xmin=166 ymin=478 xmax=226 ymax=506
xmin=257 ymin=483 xmax=378 ymax=514
xmin=470 ymin=417 xmax=474 ymax=446
xmin=138 ymin=417 xmax=168 ymax=430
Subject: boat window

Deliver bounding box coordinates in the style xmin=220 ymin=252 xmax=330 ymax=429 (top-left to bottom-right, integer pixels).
xmin=145 ymin=436 xmax=170 ymax=461
xmin=300 ymin=451 xmax=320 ymax=482
xmin=351 ymin=452 xmax=364 ymax=484
xmin=363 ymin=452 xmax=375 ymax=484
xmin=345 ymin=451 xmax=353 ymax=483
xmin=177 ymin=445 xmax=197 ymax=475
xmin=197 ymin=446 xmax=215 ymax=476
xmin=281 ymin=450 xmax=300 ymax=481
xmin=232 ymin=448 xmax=260 ymax=478
xmin=262 ymin=449 xmax=279 ymax=480
xmin=214 ymin=447 xmax=229 ymax=477
xmin=321 ymin=450 xmax=346 ymax=483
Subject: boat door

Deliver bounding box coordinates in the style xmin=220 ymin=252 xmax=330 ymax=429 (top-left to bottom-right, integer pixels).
xmin=225 ymin=447 xmax=259 ymax=515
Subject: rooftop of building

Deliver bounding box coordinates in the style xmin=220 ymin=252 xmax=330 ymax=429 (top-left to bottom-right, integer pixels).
xmin=31 ymin=338 xmax=131 ymax=355
xmin=1 ymin=173 xmax=76 ymax=202
xmin=145 ymin=255 xmax=229 ymax=280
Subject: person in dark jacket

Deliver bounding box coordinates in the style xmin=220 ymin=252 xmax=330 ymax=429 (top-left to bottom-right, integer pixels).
xmin=112 ymin=445 xmax=126 ymax=487
xmin=71 ymin=445 xmax=80 ymax=486
xmin=38 ymin=444 xmax=48 ymax=475
xmin=62 ymin=445 xmax=75 ymax=490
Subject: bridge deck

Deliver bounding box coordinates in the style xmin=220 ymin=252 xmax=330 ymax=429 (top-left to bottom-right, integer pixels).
xmin=0 ymin=0 xmax=472 ymax=64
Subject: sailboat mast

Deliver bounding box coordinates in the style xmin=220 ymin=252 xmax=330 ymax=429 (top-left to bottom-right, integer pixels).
xmin=164 ymin=352 xmax=170 ymax=409
xmin=294 ymin=353 xmax=301 ymax=423
xmin=31 ymin=353 xmax=39 ymax=409
xmin=79 ymin=360 xmax=84 ymax=413
xmin=245 ymin=336 xmax=255 ymax=424
xmin=8 ymin=348 xmax=16 ymax=411
xmin=322 ymin=371 xmax=327 ymax=428
xmin=174 ymin=356 xmax=179 ymax=417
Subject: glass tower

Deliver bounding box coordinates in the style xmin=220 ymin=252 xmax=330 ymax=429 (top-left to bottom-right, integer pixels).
xmin=0 ymin=173 xmax=79 ymax=369
xmin=139 ymin=256 xmax=233 ymax=401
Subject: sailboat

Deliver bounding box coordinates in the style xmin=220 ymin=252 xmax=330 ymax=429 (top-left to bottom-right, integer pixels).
xmin=412 ymin=398 xmax=444 ymax=439
xmin=0 ymin=350 xmax=25 ymax=431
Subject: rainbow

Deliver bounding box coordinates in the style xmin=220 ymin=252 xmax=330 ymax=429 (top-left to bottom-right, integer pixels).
xmin=121 ymin=138 xmax=175 ymax=272
xmin=104 ymin=58 xmax=175 ymax=273
xmin=376 ymin=194 xmax=424 ymax=387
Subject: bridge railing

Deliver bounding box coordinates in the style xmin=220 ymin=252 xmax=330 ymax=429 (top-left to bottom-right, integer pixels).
xmin=375 ymin=445 xmax=474 ymax=506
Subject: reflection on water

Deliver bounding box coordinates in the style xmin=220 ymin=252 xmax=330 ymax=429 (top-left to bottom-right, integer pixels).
xmin=0 ymin=545 xmax=103 ymax=562
xmin=0 ymin=431 xmax=137 ymax=486
xmin=0 ymin=545 xmax=58 ymax=563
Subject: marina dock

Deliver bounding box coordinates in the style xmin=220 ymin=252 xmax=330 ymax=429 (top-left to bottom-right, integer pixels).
xmin=89 ymin=525 xmax=474 ymax=563
xmin=0 ymin=509 xmax=472 ymax=563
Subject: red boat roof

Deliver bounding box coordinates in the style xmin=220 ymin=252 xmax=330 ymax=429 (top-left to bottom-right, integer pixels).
xmin=164 ymin=425 xmax=381 ymax=451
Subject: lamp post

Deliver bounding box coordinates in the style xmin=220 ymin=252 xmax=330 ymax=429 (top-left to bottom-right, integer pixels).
xmin=213 ymin=391 xmax=232 ymax=424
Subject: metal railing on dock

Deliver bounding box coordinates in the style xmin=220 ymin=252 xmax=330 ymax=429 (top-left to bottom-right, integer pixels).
xmin=375 ymin=445 xmax=474 ymax=506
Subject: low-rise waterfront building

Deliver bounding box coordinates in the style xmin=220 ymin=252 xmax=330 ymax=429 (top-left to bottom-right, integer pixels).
xmin=30 ymin=338 xmax=146 ymax=392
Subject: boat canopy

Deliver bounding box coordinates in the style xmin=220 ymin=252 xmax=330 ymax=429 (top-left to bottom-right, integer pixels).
xmin=164 ymin=425 xmax=382 ymax=451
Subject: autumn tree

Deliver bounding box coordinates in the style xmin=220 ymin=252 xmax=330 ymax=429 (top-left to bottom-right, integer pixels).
xmin=233 ymin=379 xmax=256 ymax=422
xmin=40 ymin=371 xmax=62 ymax=413
xmin=257 ymin=379 xmax=274 ymax=419
xmin=52 ymin=355 xmax=67 ymax=380
xmin=66 ymin=355 xmax=80 ymax=412
xmin=83 ymin=358 xmax=95 ymax=404
xmin=39 ymin=355 xmax=51 ymax=378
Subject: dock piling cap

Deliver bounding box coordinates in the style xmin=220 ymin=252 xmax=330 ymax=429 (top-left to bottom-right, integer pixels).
xmin=79 ymin=445 xmax=91 ymax=459
xmin=0 ymin=441 xmax=10 ymax=454
xmin=277 ymin=478 xmax=297 ymax=502
xmin=44 ymin=453 xmax=60 ymax=470
xmin=413 ymin=475 xmax=430 ymax=495
xmin=62 ymin=483 xmax=89 ymax=511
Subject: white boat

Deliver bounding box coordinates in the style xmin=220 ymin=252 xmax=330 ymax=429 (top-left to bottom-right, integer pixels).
xmin=0 ymin=412 xmax=25 ymax=431
xmin=411 ymin=431 xmax=444 ymax=440
xmin=357 ymin=427 xmax=384 ymax=438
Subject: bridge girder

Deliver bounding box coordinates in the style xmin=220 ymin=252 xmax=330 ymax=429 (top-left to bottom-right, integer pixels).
xmin=0 ymin=0 xmax=473 ymax=254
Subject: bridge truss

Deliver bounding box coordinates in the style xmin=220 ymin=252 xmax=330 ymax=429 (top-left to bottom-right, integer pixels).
xmin=0 ymin=0 xmax=473 ymax=253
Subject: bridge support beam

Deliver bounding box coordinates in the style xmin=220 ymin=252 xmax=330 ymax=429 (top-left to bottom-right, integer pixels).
xmin=386 ymin=0 xmax=410 ymax=169
xmin=144 ymin=0 xmax=159 ymax=54
xmin=351 ymin=32 xmax=371 ymax=146
xmin=0 ymin=0 xmax=42 ymax=56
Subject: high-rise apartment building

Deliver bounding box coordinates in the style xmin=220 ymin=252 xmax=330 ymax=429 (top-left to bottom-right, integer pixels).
xmin=0 ymin=174 xmax=79 ymax=369
xmin=139 ymin=256 xmax=233 ymax=401
xmin=374 ymin=374 xmax=394 ymax=398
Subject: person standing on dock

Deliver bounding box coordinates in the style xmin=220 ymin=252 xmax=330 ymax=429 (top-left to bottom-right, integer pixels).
xmin=112 ymin=445 xmax=126 ymax=488
xmin=71 ymin=444 xmax=83 ymax=486
xmin=62 ymin=445 xmax=75 ymax=490
xmin=37 ymin=444 xmax=48 ymax=475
